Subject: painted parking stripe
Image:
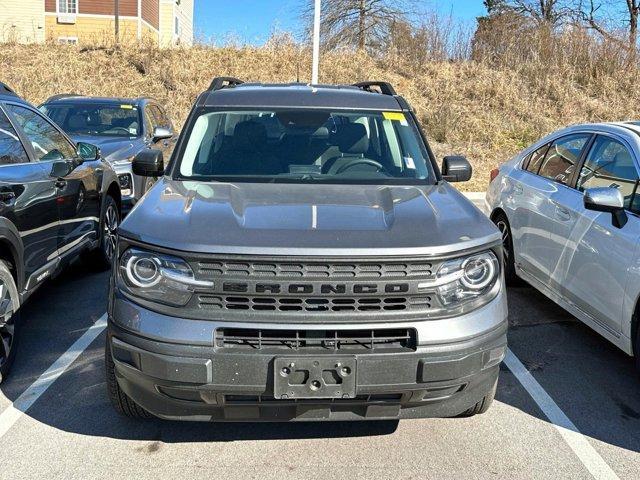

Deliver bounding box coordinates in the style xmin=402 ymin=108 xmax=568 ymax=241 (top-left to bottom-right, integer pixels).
xmin=0 ymin=314 xmax=107 ymax=439
xmin=504 ymin=349 xmax=620 ymax=480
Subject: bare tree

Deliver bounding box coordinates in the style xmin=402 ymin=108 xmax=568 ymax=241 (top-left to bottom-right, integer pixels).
xmin=301 ymin=0 xmax=416 ymax=52
xmin=486 ymin=0 xmax=570 ymax=26
xmin=577 ymin=0 xmax=640 ymax=47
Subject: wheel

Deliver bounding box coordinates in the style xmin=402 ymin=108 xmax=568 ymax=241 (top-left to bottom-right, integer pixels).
xmin=105 ymin=338 xmax=153 ymax=419
xmin=459 ymin=378 xmax=497 ymax=417
xmin=0 ymin=261 xmax=20 ymax=384
xmin=84 ymin=195 xmax=119 ymax=271
xmin=493 ymin=213 xmax=519 ymax=285
xmin=635 ymin=327 xmax=640 ymax=374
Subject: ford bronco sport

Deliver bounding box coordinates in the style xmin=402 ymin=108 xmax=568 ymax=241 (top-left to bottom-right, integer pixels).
xmin=106 ymin=78 xmax=507 ymax=421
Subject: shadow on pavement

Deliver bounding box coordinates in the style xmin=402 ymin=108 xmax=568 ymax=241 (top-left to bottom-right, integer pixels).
xmin=1 ymin=265 xmax=639 ymax=447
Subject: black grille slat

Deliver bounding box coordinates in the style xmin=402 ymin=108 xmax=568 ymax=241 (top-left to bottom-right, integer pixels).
xmin=198 ymin=295 xmax=416 ymax=312
xmin=197 ymin=260 xmax=434 ymax=280
xmin=215 ymin=328 xmax=417 ymax=352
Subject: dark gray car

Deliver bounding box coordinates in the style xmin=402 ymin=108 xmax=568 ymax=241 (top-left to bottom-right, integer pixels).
xmin=40 ymin=96 xmax=177 ymax=213
xmin=106 ymin=79 xmax=507 ymax=422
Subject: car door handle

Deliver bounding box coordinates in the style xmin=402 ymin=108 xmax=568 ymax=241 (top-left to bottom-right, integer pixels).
xmin=0 ymin=190 xmax=15 ymax=203
xmin=55 ymin=179 xmax=67 ymax=189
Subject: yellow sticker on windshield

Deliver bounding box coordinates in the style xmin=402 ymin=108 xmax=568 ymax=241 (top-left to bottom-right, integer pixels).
xmin=383 ymin=112 xmax=406 ymax=122
xmin=120 ymin=104 xmax=134 ymax=110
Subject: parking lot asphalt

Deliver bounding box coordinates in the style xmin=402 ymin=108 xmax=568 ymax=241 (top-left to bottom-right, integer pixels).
xmin=1 ymin=198 xmax=640 ymax=480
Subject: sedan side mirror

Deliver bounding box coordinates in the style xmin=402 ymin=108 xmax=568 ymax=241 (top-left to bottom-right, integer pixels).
xmin=584 ymin=187 xmax=628 ymax=229
xmin=442 ymin=156 xmax=472 ymax=183
xmin=77 ymin=142 xmax=100 ymax=161
xmin=152 ymin=127 xmax=173 ymax=142
xmin=133 ymin=149 xmax=164 ymax=177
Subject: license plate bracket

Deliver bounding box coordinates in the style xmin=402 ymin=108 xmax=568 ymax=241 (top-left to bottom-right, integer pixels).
xmin=273 ymin=356 xmax=357 ymax=400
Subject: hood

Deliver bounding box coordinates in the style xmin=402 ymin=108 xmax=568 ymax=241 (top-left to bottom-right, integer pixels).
xmin=120 ymin=179 xmax=500 ymax=256
xmin=70 ymin=134 xmax=140 ymax=161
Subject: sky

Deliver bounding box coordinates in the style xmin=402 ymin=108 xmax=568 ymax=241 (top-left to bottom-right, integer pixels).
xmin=193 ymin=1 xmax=487 ymax=44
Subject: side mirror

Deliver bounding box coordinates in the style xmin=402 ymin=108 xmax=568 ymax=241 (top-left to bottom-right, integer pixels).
xmin=584 ymin=187 xmax=628 ymax=229
xmin=442 ymin=156 xmax=472 ymax=183
xmin=77 ymin=142 xmax=100 ymax=161
xmin=133 ymin=149 xmax=164 ymax=177
xmin=152 ymin=127 xmax=173 ymax=142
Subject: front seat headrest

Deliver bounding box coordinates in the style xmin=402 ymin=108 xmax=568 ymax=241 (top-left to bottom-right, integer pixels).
xmin=233 ymin=121 xmax=267 ymax=151
xmin=333 ymin=123 xmax=369 ymax=155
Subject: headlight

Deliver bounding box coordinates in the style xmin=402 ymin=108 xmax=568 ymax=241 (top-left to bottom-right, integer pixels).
xmin=118 ymin=248 xmax=213 ymax=307
xmin=421 ymin=251 xmax=501 ymax=312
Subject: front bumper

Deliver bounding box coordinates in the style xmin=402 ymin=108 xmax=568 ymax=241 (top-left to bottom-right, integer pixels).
xmin=108 ymin=291 xmax=508 ymax=421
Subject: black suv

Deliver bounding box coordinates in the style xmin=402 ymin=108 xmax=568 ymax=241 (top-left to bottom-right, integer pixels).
xmin=0 ymin=82 xmax=121 ymax=382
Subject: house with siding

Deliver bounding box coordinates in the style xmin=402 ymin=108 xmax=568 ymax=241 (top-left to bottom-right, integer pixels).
xmin=0 ymin=0 xmax=193 ymax=47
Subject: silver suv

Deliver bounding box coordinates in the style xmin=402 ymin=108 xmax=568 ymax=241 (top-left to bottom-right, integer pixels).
xmin=487 ymin=122 xmax=640 ymax=372
xmin=106 ymin=79 xmax=507 ymax=421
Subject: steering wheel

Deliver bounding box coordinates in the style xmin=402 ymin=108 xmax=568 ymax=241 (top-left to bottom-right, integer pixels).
xmin=333 ymin=158 xmax=386 ymax=175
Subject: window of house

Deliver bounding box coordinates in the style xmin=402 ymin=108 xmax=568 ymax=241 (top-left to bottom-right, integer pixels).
xmin=58 ymin=0 xmax=78 ymax=14
xmin=175 ymin=16 xmax=180 ymax=36
xmin=58 ymin=37 xmax=78 ymax=45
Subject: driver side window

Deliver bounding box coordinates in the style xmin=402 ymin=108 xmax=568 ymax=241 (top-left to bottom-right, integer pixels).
xmin=577 ymin=135 xmax=639 ymax=212
xmin=6 ymin=104 xmax=76 ymax=161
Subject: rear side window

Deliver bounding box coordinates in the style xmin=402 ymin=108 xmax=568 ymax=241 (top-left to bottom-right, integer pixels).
xmin=524 ymin=144 xmax=549 ymax=174
xmin=7 ymin=104 xmax=76 ymax=161
xmin=577 ymin=135 xmax=639 ymax=212
xmin=0 ymin=108 xmax=29 ymax=165
xmin=538 ymin=134 xmax=590 ymax=185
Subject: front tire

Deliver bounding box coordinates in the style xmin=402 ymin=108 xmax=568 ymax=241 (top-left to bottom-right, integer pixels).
xmin=84 ymin=194 xmax=119 ymax=271
xmin=459 ymin=378 xmax=497 ymax=417
xmin=493 ymin=213 xmax=519 ymax=285
xmin=105 ymin=339 xmax=153 ymax=419
xmin=0 ymin=261 xmax=20 ymax=384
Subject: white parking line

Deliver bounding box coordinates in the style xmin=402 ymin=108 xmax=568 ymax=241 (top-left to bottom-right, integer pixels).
xmin=504 ymin=349 xmax=620 ymax=480
xmin=0 ymin=313 xmax=107 ymax=439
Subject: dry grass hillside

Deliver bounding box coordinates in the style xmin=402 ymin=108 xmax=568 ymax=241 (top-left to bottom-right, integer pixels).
xmin=2 ymin=41 xmax=640 ymax=191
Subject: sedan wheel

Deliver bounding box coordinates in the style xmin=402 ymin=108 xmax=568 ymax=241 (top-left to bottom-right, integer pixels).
xmin=496 ymin=219 xmax=511 ymax=263
xmin=493 ymin=213 xmax=519 ymax=285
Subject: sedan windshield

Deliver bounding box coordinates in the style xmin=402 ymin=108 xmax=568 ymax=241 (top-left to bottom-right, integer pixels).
xmin=177 ymin=109 xmax=434 ymax=184
xmin=41 ymin=103 xmax=141 ymax=138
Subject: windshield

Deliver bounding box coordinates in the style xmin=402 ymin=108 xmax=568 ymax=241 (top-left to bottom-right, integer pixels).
xmin=177 ymin=109 xmax=434 ymax=184
xmin=41 ymin=103 xmax=141 ymax=138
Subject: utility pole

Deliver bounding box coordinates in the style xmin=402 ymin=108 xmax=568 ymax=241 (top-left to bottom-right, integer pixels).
xmin=115 ymin=0 xmax=120 ymax=45
xmin=311 ymin=0 xmax=321 ymax=84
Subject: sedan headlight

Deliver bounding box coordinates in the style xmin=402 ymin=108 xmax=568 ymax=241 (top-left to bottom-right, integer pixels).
xmin=118 ymin=248 xmax=212 ymax=307
xmin=421 ymin=251 xmax=501 ymax=313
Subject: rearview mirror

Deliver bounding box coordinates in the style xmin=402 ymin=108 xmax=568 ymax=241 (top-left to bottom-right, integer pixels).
xmin=133 ymin=149 xmax=164 ymax=177
xmin=77 ymin=142 xmax=100 ymax=161
xmin=442 ymin=156 xmax=472 ymax=183
xmin=584 ymin=187 xmax=628 ymax=229
xmin=152 ymin=127 xmax=173 ymax=142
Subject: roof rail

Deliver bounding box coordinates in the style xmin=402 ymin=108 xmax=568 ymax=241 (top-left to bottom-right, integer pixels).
xmin=353 ymin=81 xmax=397 ymax=96
xmin=44 ymin=93 xmax=82 ymax=103
xmin=0 ymin=82 xmax=16 ymax=95
xmin=208 ymin=77 xmax=244 ymax=91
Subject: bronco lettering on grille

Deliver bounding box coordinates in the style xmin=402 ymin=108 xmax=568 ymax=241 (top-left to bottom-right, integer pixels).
xmin=221 ymin=283 xmax=410 ymax=295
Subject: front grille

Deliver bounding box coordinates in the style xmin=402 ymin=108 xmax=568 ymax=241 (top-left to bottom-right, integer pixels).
xmin=199 ymin=295 xmax=432 ymax=312
xmin=184 ymin=255 xmax=444 ymax=320
xmin=196 ymin=260 xmax=434 ymax=279
xmin=215 ymin=327 xmax=417 ymax=352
